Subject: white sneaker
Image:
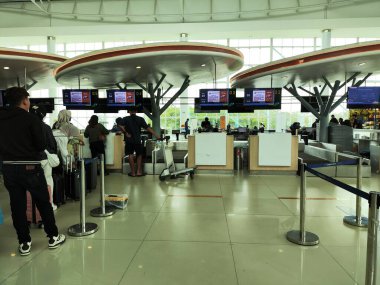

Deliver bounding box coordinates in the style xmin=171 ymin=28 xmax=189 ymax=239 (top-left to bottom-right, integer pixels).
xmin=19 ymin=241 xmax=32 ymax=256
xmin=48 ymin=234 xmax=66 ymax=249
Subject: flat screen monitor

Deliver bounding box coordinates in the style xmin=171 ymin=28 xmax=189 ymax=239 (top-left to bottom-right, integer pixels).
xmin=227 ymin=98 xmax=254 ymax=113
xmin=347 ymin=87 xmax=380 ymax=109
xmin=194 ymin=98 xmax=220 ymax=113
xmin=199 ymin=89 xmax=235 ymax=107
xmin=0 ymin=90 xmax=4 ymax=107
xmin=62 ymin=89 xmax=96 ymax=107
xmin=94 ymin=98 xmax=119 ymax=113
xmin=142 ymin=98 xmax=152 ymax=113
xmin=106 ymin=89 xmax=143 ymax=107
xmin=243 ymin=88 xmax=282 ymax=109
xmin=30 ymin=98 xmax=55 ymax=113
xmin=300 ymin=96 xmax=328 ymax=113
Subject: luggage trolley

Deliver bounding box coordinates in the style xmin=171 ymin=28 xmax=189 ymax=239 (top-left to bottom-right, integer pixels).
xmin=159 ymin=141 xmax=195 ymax=181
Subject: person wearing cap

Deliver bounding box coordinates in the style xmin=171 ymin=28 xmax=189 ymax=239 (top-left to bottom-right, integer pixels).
xmin=30 ymin=104 xmax=58 ymax=210
xmin=0 ymin=87 xmax=65 ymax=256
xmin=119 ymin=107 xmax=160 ymax=177
xmin=84 ymin=115 xmax=110 ymax=175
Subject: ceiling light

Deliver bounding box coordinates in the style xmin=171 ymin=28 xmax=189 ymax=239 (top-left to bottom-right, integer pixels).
xmin=358 ymin=62 xmax=366 ymax=66
xmin=82 ymin=77 xmax=89 ymax=81
xmin=281 ymin=75 xmax=288 ymax=79
xmin=136 ymin=66 xmax=141 ymax=69
xmin=3 ymin=66 xmax=10 ymax=70
xmin=201 ymin=64 xmax=206 ymax=67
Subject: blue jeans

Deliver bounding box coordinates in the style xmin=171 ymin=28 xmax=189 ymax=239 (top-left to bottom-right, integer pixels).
xmin=2 ymin=164 xmax=58 ymax=243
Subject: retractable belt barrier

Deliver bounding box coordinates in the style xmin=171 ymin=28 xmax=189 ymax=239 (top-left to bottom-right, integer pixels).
xmin=305 ymin=165 xmax=369 ymax=200
xmin=90 ymin=154 xmax=115 ymax=217
xmin=287 ymin=159 xmax=379 ymax=285
xmin=68 ymin=146 xmax=99 ymax=237
xmin=307 ymin=159 xmax=358 ymax=169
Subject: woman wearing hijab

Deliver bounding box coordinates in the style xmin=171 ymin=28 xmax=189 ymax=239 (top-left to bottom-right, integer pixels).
xmin=84 ymin=115 xmax=110 ymax=175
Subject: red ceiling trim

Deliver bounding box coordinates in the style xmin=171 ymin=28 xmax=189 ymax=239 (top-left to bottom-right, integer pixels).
xmin=55 ymin=45 xmax=243 ymax=75
xmin=231 ymin=43 xmax=380 ymax=83
xmin=0 ymin=50 xmax=66 ymax=63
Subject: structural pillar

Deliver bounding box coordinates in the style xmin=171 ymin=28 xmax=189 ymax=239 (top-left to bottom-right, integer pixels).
xmin=47 ymin=36 xmax=58 ymax=125
xmin=180 ymin=89 xmax=189 ymax=131
xmin=321 ymin=29 xmax=331 ymax=49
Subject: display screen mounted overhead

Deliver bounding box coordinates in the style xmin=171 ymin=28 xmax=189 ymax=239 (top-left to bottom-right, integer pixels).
xmin=199 ymin=89 xmax=235 ymax=107
xmin=62 ymin=89 xmax=96 ymax=107
xmin=347 ymin=87 xmax=380 ymax=109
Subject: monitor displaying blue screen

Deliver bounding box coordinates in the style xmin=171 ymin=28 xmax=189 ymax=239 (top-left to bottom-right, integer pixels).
xmin=63 ymin=89 xmax=96 ymax=107
xmin=243 ymin=88 xmax=282 ymax=109
xmin=199 ymin=89 xmax=235 ymax=107
xmin=347 ymin=87 xmax=380 ymax=109
xmin=106 ymin=89 xmax=143 ymax=107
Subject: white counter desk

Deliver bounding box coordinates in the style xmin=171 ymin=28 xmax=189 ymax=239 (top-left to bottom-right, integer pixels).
xmin=188 ymin=133 xmax=234 ymax=171
xmin=82 ymin=133 xmax=124 ymax=170
xmin=249 ymin=133 xmax=298 ymax=173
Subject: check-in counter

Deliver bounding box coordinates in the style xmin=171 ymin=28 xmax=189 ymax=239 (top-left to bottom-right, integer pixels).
xmin=82 ymin=133 xmax=124 ymax=171
xmin=249 ymin=133 xmax=298 ymax=173
xmin=188 ymin=133 xmax=234 ymax=171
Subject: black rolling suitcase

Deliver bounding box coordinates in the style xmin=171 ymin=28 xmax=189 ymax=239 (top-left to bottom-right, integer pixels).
xmin=64 ymin=156 xmax=81 ymax=201
xmin=52 ymin=173 xmax=65 ymax=206
xmin=84 ymin=158 xmax=97 ymax=192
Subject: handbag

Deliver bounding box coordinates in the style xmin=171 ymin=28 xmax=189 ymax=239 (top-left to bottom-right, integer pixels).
xmin=44 ymin=150 xmax=60 ymax=167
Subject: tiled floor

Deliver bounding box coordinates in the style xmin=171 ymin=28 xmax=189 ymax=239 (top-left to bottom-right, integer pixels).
xmin=0 ymin=172 xmax=379 ymax=285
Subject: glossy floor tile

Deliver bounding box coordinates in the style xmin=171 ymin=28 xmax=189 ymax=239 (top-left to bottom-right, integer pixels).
xmin=0 ymin=172 xmax=379 ymax=285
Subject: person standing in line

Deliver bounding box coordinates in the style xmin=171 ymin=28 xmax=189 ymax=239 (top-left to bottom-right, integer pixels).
xmin=29 ymin=104 xmax=58 ymax=210
xmin=119 ymin=107 xmax=160 ymax=177
xmin=52 ymin=109 xmax=82 ymax=165
xmin=184 ymin=118 xmax=190 ymax=139
xmin=0 ymin=87 xmax=65 ymax=256
xmin=330 ymin=114 xmax=339 ymax=124
xmin=84 ymin=115 xmax=110 ymax=175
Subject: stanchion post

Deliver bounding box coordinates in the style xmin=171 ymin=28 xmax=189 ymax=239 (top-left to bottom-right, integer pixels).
xmin=365 ymin=191 xmax=379 ymax=285
xmin=286 ymin=160 xmax=319 ymax=246
xmin=68 ymin=157 xmax=99 ymax=236
xmin=343 ymin=157 xmax=368 ymax=227
xmin=90 ymin=154 xmax=115 ymax=217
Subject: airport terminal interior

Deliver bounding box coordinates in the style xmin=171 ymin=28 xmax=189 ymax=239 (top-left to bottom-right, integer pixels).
xmin=1 ymin=0 xmax=380 ymax=284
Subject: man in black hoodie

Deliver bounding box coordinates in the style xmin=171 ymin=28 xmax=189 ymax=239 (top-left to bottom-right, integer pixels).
xmin=0 ymin=87 xmax=65 ymax=256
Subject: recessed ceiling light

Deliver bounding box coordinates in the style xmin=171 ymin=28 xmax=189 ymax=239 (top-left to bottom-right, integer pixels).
xmin=82 ymin=77 xmax=89 ymax=81
xmin=358 ymin=62 xmax=366 ymax=66
xmin=3 ymin=66 xmax=10 ymax=70
xmin=201 ymin=64 xmax=206 ymax=67
xmin=136 ymin=66 xmax=141 ymax=69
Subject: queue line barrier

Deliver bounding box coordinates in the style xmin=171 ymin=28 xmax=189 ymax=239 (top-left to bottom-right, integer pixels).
xmin=68 ymin=146 xmax=99 ymax=237
xmin=286 ymin=158 xmax=379 ymax=285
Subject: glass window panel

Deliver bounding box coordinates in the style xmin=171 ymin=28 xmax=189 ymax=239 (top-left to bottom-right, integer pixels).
xmin=75 ymin=43 xmax=85 ymax=50
xmin=66 ymin=43 xmax=76 ymax=50
xmin=56 ymin=44 xmax=65 ymax=51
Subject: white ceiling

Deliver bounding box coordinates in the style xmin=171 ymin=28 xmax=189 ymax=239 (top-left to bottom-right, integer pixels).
xmin=0 ymin=0 xmax=379 ymax=43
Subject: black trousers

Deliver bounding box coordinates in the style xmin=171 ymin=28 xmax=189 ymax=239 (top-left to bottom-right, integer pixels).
xmin=90 ymin=141 xmax=107 ymax=172
xmin=2 ymin=164 xmax=58 ymax=243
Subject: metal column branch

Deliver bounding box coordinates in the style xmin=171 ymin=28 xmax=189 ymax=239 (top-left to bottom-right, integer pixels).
xmin=132 ymin=74 xmax=190 ymax=135
xmin=284 ymin=72 xmax=371 ymax=142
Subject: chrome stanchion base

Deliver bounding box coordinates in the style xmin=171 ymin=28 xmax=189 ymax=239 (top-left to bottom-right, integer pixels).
xmin=67 ymin=223 xmax=98 ymax=237
xmin=90 ymin=206 xmax=115 ymax=217
xmin=343 ymin=216 xmax=368 ymax=228
xmin=286 ymin=230 xmax=319 ymax=246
